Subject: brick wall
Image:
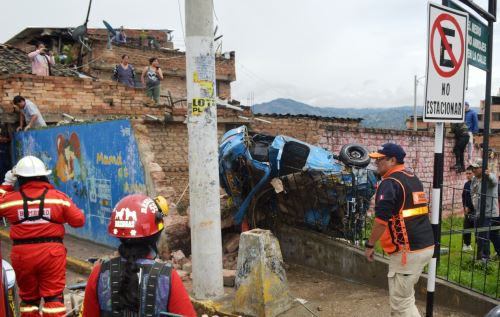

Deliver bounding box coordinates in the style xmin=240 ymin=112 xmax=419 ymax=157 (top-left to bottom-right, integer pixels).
xmin=10 ymin=39 xmax=235 ymax=101
xmin=0 ymin=71 xmax=481 ymax=215
xmin=250 ymin=116 xmax=362 ymax=145
xmin=0 ymin=74 xmax=166 ymax=121
xmin=316 ymin=126 xmax=464 ymax=207
xmin=133 ymin=121 xmax=233 ymax=201
xmin=134 ymin=114 xmax=472 ymax=209
xmin=86 ymin=41 xmax=235 ymax=100
xmin=249 ymin=117 xmax=492 ymax=210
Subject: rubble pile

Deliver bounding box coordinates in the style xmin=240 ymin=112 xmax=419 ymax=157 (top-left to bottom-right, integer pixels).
xmin=167 ymin=231 xmax=240 ymax=286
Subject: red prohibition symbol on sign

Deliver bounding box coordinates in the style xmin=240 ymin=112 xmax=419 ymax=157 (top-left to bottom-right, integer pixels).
xmin=430 ymin=13 xmax=465 ymax=78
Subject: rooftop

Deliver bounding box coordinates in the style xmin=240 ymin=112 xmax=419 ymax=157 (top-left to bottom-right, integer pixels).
xmin=0 ymin=44 xmax=77 ymax=77
xmin=252 ymin=112 xmax=363 ymax=122
xmin=5 ymin=27 xmax=174 ymax=49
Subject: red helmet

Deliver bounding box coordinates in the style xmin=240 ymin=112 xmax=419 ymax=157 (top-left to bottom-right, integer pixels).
xmin=108 ymin=194 xmax=169 ymax=239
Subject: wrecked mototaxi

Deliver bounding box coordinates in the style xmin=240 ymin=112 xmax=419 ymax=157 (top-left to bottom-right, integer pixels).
xmin=219 ymin=126 xmax=377 ymax=241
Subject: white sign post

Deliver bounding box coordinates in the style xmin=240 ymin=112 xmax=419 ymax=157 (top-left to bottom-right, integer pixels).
xmin=424 ymin=3 xmax=468 ymax=317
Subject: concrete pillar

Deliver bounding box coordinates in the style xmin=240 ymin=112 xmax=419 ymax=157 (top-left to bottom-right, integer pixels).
xmin=185 ymin=0 xmax=224 ymax=299
xmin=233 ymin=229 xmax=291 ymax=317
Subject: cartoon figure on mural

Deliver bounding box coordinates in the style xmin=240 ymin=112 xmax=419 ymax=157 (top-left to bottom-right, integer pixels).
xmin=56 ymin=132 xmax=86 ymax=182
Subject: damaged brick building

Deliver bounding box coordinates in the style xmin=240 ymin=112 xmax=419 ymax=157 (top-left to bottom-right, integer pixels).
xmin=0 ymin=26 xmax=476 ymax=258
xmin=6 ymin=27 xmax=235 ymax=101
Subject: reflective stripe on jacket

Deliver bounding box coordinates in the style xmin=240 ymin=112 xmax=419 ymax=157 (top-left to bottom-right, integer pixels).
xmin=377 ymin=170 xmax=434 ymax=259
xmin=0 ymin=181 xmax=84 ymax=240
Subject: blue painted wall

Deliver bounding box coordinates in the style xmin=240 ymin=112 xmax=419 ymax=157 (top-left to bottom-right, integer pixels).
xmin=13 ymin=120 xmax=147 ymax=247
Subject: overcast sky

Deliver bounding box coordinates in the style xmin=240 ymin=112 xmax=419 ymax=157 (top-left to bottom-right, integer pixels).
xmin=1 ymin=0 xmax=499 ymax=108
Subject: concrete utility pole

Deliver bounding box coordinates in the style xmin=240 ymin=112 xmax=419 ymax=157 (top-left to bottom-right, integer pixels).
xmin=185 ymin=0 xmax=224 ymax=299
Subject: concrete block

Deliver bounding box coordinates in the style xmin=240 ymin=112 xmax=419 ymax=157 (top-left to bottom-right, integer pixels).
xmin=223 ymin=269 xmax=236 ymax=287
xmin=182 ymin=262 xmax=192 ymax=274
xmin=171 ymin=250 xmax=187 ymax=265
xmin=176 ymin=269 xmax=189 ymax=281
xmin=223 ymin=233 xmax=240 ymax=253
xmin=233 ymin=229 xmax=291 ymax=317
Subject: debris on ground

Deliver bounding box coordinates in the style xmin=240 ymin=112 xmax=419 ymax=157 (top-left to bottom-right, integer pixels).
xmin=223 ymin=233 xmax=240 ymax=253
xmin=223 ymin=269 xmax=236 ymax=287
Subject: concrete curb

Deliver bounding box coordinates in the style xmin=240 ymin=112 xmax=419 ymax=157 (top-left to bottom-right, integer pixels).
xmin=190 ymin=297 xmax=241 ymax=317
xmin=278 ymin=225 xmax=500 ymax=317
xmin=0 ymin=228 xmax=93 ymax=276
xmin=0 ymin=228 xmax=240 ymax=315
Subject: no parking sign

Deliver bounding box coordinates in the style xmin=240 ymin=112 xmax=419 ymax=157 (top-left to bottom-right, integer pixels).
xmin=424 ymin=3 xmax=468 ymax=123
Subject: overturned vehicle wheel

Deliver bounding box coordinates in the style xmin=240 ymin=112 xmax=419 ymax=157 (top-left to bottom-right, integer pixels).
xmin=248 ymin=187 xmax=279 ymax=232
xmin=339 ymin=143 xmax=370 ymax=168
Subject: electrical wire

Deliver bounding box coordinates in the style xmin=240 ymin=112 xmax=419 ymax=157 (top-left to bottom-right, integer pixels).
xmin=213 ymin=2 xmax=220 ymax=23
xmin=233 ymin=61 xmax=290 ymax=99
xmin=177 ymin=0 xmax=186 ymax=44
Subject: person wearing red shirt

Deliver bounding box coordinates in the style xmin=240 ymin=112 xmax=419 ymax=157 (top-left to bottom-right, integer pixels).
xmin=0 ymin=156 xmax=85 ymax=317
xmin=80 ymin=194 xmax=196 ymax=317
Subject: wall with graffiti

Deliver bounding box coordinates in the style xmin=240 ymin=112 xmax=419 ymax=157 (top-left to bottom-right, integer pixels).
xmin=13 ymin=120 xmax=147 ymax=247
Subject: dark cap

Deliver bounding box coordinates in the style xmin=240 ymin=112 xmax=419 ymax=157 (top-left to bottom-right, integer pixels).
xmin=369 ymin=143 xmax=406 ymax=164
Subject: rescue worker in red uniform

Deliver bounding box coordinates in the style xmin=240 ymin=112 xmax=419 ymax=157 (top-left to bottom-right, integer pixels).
xmin=364 ymin=143 xmax=434 ymax=317
xmin=0 ymin=156 xmax=85 ymax=317
xmin=81 ymin=194 xmax=196 ymax=317
xmin=0 ymin=248 xmax=6 ymax=317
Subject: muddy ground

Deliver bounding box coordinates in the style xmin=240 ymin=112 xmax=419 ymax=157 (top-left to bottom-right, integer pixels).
xmin=0 ymin=237 xmax=479 ymax=317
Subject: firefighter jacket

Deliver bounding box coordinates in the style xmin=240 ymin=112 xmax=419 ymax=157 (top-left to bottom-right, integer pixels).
xmin=0 ymin=181 xmax=84 ymax=241
xmin=375 ymin=165 xmax=434 ymax=260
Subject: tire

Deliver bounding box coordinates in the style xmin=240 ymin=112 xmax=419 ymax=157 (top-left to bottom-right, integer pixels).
xmin=248 ymin=187 xmax=278 ymax=232
xmin=339 ymin=143 xmax=370 ymax=168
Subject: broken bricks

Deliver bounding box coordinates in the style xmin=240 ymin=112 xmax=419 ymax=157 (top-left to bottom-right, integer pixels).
xmin=223 ymin=233 xmax=240 ymax=253
xmin=223 ymin=269 xmax=236 ymax=287
xmin=171 ymin=250 xmax=188 ymax=266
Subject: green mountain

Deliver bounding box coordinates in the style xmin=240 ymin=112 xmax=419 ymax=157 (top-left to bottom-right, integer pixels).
xmin=252 ymin=98 xmax=421 ymax=130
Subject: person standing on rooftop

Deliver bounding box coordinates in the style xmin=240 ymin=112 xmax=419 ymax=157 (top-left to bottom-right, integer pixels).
xmin=28 ymin=43 xmax=54 ymax=76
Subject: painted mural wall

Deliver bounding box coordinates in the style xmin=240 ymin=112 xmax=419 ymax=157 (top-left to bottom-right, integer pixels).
xmin=13 ymin=120 xmax=147 ymax=247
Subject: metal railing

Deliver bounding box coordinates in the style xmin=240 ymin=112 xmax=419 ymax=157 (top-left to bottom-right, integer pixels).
xmin=251 ymin=167 xmax=500 ymax=299
xmin=261 ymin=168 xmax=374 ymax=244
xmin=359 ymin=180 xmax=500 ymax=300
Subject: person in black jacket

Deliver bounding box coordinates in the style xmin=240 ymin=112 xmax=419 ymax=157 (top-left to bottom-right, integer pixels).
xmin=462 ymin=166 xmax=475 ymax=251
xmin=452 ymin=122 xmax=470 ymax=173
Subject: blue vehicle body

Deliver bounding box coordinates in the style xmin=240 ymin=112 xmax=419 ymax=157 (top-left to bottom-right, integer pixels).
xmin=219 ymin=126 xmax=377 ymax=238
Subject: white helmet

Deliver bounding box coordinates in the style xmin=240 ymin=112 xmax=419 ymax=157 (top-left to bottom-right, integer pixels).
xmin=13 ymin=156 xmax=52 ymax=177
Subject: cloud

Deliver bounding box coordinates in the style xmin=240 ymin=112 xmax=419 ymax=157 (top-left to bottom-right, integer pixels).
xmin=1 ymin=0 xmax=499 ymax=108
